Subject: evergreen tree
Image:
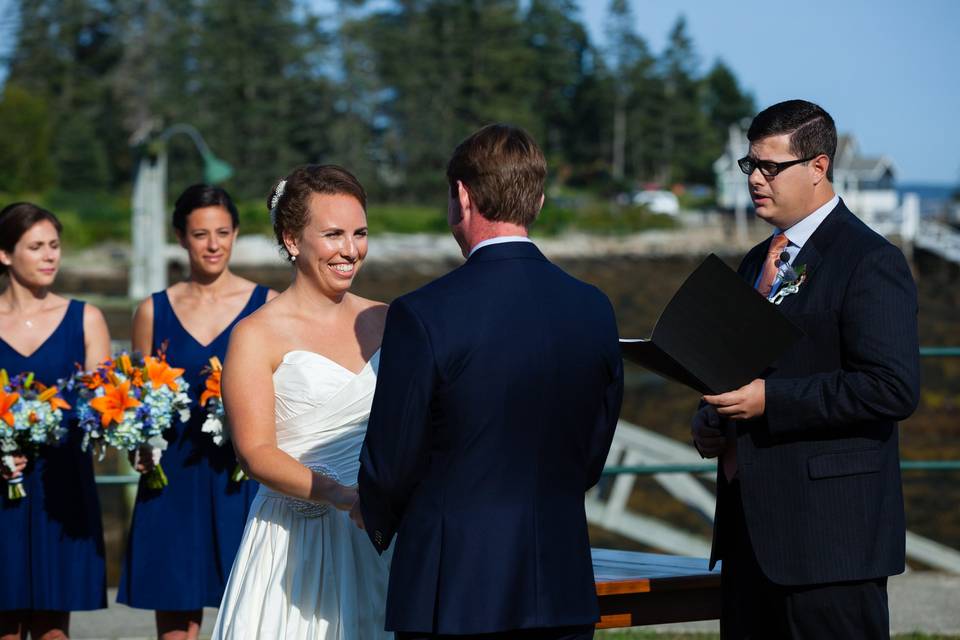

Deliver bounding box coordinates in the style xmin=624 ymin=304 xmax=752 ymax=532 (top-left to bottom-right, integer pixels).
xmin=354 ymin=0 xmax=537 ymax=201
xmin=0 ymin=84 xmax=57 ymax=193
xmin=702 ymin=59 xmax=754 ymax=136
xmin=658 ymin=15 xmax=712 ymax=184
xmin=699 ymin=59 xmax=755 ymax=190
xmin=524 ymin=0 xmax=590 ymax=175
xmin=0 ymin=0 xmax=760 ymax=201
xmin=6 ymin=0 xmax=123 ymax=190
xmin=186 ymin=0 xmax=332 ymax=198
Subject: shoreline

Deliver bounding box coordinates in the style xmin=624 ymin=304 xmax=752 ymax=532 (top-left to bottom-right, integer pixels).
xmin=61 ymin=223 xmax=774 ymax=277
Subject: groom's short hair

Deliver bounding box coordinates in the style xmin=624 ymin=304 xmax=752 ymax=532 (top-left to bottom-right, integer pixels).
xmin=447 ymin=124 xmax=546 ymax=228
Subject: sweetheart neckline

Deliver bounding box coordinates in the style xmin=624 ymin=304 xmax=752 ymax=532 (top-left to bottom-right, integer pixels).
xmin=274 ymin=348 xmax=380 ymax=377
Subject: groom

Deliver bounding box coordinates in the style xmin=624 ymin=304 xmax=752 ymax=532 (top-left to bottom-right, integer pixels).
xmin=355 ymin=124 xmax=624 ymax=639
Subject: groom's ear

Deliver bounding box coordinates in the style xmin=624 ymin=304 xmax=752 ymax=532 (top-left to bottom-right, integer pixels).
xmin=456 ymin=181 xmax=473 ymax=224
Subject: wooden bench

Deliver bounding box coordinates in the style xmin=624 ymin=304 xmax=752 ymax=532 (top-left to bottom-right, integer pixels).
xmin=593 ymin=548 xmax=722 ymax=628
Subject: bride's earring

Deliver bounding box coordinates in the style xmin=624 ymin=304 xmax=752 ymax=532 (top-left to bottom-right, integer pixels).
xmin=290 ymin=254 xmax=297 ymax=262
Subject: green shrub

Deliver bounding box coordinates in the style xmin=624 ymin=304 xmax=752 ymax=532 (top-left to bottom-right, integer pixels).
xmin=365 ymin=203 xmax=448 ymax=234
xmin=0 ymin=190 xmax=131 ymax=248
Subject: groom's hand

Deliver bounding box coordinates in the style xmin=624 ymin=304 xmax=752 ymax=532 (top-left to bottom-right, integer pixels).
xmin=691 ymin=405 xmax=725 ymax=458
xmin=349 ymin=499 xmax=365 ymax=530
xmin=703 ymin=379 xmax=766 ymax=421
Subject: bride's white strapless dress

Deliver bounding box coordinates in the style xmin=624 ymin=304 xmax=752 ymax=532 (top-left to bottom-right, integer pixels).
xmin=212 ymin=350 xmax=392 ymax=639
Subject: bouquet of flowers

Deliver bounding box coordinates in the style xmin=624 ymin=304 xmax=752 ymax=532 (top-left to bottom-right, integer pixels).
xmin=0 ymin=369 xmax=71 ymax=500
xmin=73 ymin=351 xmax=190 ymax=490
xmin=199 ymin=356 xmax=246 ymax=482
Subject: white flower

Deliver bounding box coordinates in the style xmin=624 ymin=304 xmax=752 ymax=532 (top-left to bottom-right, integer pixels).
xmin=201 ymin=414 xmax=224 ymax=445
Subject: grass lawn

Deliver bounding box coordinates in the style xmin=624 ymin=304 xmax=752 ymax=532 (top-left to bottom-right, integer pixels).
xmin=597 ymin=633 xmax=958 ymax=639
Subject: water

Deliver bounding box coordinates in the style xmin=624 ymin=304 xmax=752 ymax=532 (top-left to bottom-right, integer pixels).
xmin=898 ymin=183 xmax=958 ymax=217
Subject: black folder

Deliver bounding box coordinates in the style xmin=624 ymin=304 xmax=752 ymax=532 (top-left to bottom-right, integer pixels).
xmin=620 ymin=254 xmax=803 ymax=395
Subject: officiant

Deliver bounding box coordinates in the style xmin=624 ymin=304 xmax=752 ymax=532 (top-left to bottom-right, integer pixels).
xmin=692 ymin=100 xmax=921 ymax=639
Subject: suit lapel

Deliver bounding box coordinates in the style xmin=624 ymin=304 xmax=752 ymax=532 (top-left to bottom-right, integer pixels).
xmin=773 ymin=200 xmax=848 ymax=313
xmin=775 ymin=243 xmax=820 ymax=313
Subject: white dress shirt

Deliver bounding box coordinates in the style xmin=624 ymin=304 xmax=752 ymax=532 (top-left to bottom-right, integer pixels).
xmin=758 ymin=195 xmax=839 ymax=296
xmin=467 ymin=235 xmax=533 ymax=258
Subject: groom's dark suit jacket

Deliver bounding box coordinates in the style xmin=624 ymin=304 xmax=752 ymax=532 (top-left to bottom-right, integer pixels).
xmin=358 ymin=241 xmax=623 ymax=635
xmin=711 ymin=199 xmax=921 ymax=585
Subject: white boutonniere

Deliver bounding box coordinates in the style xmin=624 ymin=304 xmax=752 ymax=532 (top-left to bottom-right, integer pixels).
xmin=770 ymin=264 xmax=808 ymax=306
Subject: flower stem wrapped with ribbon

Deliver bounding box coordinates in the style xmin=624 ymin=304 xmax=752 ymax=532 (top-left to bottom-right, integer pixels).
xmin=72 ymin=350 xmax=190 ymax=490
xmin=0 ymin=369 xmax=71 ymax=500
xmin=199 ymin=356 xmax=246 ymax=482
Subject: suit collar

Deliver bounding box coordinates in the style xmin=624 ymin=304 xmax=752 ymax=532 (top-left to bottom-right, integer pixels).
xmin=780 ymin=194 xmax=839 ymax=250
xmin=465 ymin=239 xmax=548 ymax=264
xmin=792 ymin=197 xmax=850 ymax=273
xmin=749 ymin=198 xmax=849 ymax=275
xmin=772 ymin=199 xmax=850 ymax=312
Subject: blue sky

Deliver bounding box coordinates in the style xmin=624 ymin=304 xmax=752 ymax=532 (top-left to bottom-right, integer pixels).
xmin=576 ymin=0 xmax=960 ymax=185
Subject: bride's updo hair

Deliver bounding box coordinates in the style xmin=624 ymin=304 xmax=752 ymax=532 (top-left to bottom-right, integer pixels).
xmin=268 ymin=165 xmax=367 ymax=261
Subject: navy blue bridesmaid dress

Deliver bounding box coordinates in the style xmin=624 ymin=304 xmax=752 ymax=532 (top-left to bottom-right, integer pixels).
xmin=118 ymin=285 xmax=268 ymax=610
xmin=0 ymin=299 xmax=107 ymax=611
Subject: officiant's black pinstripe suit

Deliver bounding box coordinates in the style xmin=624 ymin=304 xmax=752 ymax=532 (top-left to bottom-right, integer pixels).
xmin=712 ymin=199 xmax=921 ymax=638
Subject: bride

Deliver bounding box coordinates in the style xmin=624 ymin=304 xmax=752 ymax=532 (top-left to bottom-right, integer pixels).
xmin=212 ymin=165 xmax=391 ymax=639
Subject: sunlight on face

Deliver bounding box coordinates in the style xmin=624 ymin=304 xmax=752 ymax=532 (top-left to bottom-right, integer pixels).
xmin=747 ymin=133 xmax=818 ymax=229
xmin=179 ymin=205 xmax=237 ymax=277
xmin=2 ymin=220 xmax=61 ymax=288
xmin=292 ymin=192 xmax=369 ymax=297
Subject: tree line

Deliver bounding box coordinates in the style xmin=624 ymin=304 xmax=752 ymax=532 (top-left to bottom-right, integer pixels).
xmin=0 ymin=0 xmax=755 ymax=206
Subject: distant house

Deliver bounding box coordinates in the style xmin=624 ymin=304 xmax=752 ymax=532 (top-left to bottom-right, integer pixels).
xmin=714 ymin=125 xmax=898 ymax=223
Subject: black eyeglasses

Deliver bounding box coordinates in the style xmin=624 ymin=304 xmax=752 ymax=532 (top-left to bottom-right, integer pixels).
xmin=737 ymin=155 xmax=816 ymax=178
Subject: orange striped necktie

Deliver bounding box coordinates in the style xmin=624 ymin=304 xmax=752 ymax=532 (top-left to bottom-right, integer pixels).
xmin=757 ymin=234 xmax=790 ymax=298
xmin=720 ymin=233 xmax=790 ymax=482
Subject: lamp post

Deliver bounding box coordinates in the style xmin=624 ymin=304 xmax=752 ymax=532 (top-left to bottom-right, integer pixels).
xmin=128 ymin=125 xmax=233 ymax=300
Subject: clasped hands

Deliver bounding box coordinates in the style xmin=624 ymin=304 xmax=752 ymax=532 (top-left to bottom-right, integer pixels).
xmin=692 ymin=378 xmax=765 ymax=458
xmin=1 ymin=453 xmax=27 ymax=480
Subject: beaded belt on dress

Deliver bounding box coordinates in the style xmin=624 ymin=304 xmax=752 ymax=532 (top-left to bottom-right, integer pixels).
xmin=263 ymin=463 xmax=341 ymax=518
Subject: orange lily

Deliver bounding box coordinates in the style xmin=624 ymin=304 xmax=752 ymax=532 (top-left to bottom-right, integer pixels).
xmin=200 ymin=368 xmax=222 ymax=407
xmin=84 ymin=372 xmax=104 ymax=390
xmin=145 ymin=356 xmax=185 ymax=392
xmin=130 ymin=368 xmax=144 ymax=388
xmin=38 ymin=386 xmax=71 ymax=411
xmin=0 ymin=388 xmax=19 ymax=427
xmin=89 ymin=381 xmax=141 ymax=428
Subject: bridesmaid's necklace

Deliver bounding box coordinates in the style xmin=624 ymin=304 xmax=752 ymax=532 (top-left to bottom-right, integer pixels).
xmin=24 ymin=318 xmax=34 ymax=329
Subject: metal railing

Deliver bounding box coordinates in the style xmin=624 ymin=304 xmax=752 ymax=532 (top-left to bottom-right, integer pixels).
xmin=92 ymin=346 xmax=960 ymax=485
xmin=93 ymin=460 xmax=960 ymax=485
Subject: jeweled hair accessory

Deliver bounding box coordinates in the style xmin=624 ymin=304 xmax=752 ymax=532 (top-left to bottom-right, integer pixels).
xmin=269 ymin=179 xmax=287 ymax=224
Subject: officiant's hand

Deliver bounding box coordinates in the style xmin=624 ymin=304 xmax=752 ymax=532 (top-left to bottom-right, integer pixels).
xmin=691 ymin=406 xmax=725 ymax=458
xmin=703 ymin=379 xmax=765 ymax=421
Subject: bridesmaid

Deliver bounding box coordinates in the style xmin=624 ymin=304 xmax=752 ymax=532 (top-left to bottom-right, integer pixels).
xmin=0 ymin=202 xmax=111 ymax=640
xmin=117 ymin=184 xmax=277 ymax=640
